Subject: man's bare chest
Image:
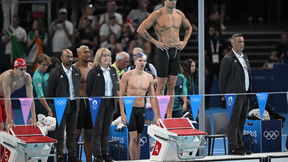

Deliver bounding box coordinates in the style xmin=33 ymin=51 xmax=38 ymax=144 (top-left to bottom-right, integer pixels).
xmin=128 ymin=77 xmax=149 ymax=91
xmin=79 ymin=68 xmax=91 ymax=83
xmin=156 ymin=14 xmax=181 ymax=29
xmin=10 ymin=79 xmax=25 ymax=92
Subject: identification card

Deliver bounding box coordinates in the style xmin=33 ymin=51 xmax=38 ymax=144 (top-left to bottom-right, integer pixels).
xmin=212 ymin=54 xmax=219 ymax=64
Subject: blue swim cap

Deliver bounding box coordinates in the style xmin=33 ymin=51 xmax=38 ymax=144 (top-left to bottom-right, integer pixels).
xmin=135 ymin=52 xmax=147 ymax=60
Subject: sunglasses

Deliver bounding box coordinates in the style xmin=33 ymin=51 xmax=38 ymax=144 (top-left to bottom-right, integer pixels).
xmin=168 ymin=0 xmax=177 ymax=2
xmin=17 ymin=67 xmax=27 ymax=71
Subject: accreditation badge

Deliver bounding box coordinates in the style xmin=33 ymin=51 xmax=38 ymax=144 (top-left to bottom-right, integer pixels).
xmin=212 ymin=54 xmax=219 ymax=64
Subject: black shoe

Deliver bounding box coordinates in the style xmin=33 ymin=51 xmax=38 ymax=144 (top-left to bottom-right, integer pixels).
xmin=102 ymin=154 xmax=114 ymax=162
xmin=239 ymin=146 xmax=252 ymax=155
xmin=228 ymin=148 xmax=245 ymax=155
xmin=244 ymin=149 xmax=252 ymax=155
xmin=57 ymin=154 xmax=64 ymax=162
xmin=68 ymin=153 xmax=81 ymax=162
xmin=94 ymin=154 xmax=105 ymax=162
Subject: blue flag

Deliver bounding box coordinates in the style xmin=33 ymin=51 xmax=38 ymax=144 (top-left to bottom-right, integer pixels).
xmin=224 ymin=94 xmax=237 ymax=120
xmin=256 ymin=93 xmax=268 ymax=120
xmin=54 ymin=98 xmax=67 ymax=126
xmin=189 ymin=95 xmax=203 ymax=121
xmin=89 ymin=97 xmax=102 ymax=126
xmin=123 ymin=96 xmax=136 ymax=124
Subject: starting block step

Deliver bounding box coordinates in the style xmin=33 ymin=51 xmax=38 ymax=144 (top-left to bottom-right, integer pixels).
xmin=0 ymin=125 xmax=56 ymax=162
xmin=148 ymin=118 xmax=207 ymax=161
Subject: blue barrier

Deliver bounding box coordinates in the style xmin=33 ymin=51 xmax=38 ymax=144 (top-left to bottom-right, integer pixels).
xmin=244 ymin=119 xmax=282 ymax=153
xmin=251 ymin=64 xmax=288 ymax=113
xmin=109 ymin=125 xmax=150 ymax=160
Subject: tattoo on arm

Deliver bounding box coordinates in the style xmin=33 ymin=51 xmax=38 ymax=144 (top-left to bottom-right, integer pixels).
xmin=144 ymin=32 xmax=152 ymax=40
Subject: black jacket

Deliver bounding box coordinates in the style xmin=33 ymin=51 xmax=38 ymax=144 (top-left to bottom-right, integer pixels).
xmin=86 ymin=65 xmax=118 ymax=108
xmin=47 ymin=64 xmax=81 ymax=112
xmin=219 ymin=50 xmax=252 ymax=94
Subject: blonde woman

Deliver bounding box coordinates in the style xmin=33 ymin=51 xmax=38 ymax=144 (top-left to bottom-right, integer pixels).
xmin=86 ymin=48 xmax=118 ymax=162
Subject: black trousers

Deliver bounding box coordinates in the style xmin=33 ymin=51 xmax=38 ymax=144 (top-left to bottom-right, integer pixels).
xmin=228 ymin=95 xmax=249 ymax=150
xmin=55 ymin=100 xmax=78 ymax=156
xmin=92 ymin=98 xmax=115 ymax=156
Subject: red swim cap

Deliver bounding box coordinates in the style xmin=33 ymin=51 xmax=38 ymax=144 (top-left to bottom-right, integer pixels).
xmin=14 ymin=58 xmax=27 ymax=69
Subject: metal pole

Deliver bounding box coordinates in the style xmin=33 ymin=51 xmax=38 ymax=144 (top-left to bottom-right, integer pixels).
xmin=198 ymin=0 xmax=205 ymax=134
xmin=198 ymin=0 xmax=205 ymax=156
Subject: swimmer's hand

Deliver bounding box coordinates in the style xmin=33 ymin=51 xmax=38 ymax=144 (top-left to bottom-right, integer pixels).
xmin=154 ymin=116 xmax=160 ymax=125
xmin=175 ymin=41 xmax=187 ymax=51
xmin=5 ymin=117 xmax=15 ymax=130
xmin=121 ymin=114 xmax=127 ymax=126
xmin=155 ymin=41 xmax=169 ymax=51
xmin=48 ymin=110 xmax=53 ymax=117
xmin=27 ymin=116 xmax=39 ymax=127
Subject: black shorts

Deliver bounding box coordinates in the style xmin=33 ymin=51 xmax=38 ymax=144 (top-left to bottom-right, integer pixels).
xmin=128 ymin=107 xmax=145 ymax=133
xmin=156 ymin=48 xmax=180 ymax=77
xmin=76 ymin=98 xmax=93 ymax=129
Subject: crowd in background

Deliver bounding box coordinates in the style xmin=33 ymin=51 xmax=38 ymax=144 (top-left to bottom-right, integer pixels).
xmin=1 ymin=0 xmax=288 ymax=112
xmin=1 ymin=1 xmax=288 ymax=110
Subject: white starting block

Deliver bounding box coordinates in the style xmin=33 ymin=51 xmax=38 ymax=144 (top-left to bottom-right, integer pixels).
xmin=148 ymin=118 xmax=207 ymax=161
xmin=0 ymin=125 xmax=56 ymax=162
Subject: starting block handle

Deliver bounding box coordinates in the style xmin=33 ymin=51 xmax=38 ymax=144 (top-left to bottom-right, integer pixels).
xmin=3 ymin=141 xmax=16 ymax=149
xmin=154 ymin=134 xmax=169 ymax=141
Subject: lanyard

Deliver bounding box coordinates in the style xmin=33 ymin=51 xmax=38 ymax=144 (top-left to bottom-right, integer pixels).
xmin=210 ymin=39 xmax=219 ymax=54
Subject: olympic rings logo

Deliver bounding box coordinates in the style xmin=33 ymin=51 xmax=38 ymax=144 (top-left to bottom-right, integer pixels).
xmin=263 ymin=130 xmax=279 ymax=140
xmin=124 ymin=99 xmax=133 ymax=105
xmin=159 ymin=99 xmax=168 ymax=104
xmin=139 ymin=136 xmax=147 ymax=146
xmin=56 ymin=100 xmax=66 ymax=105
xmin=191 ymin=97 xmax=201 ymax=102
xmin=21 ymin=100 xmax=30 ymax=106
xmin=257 ymin=94 xmax=267 ymax=101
